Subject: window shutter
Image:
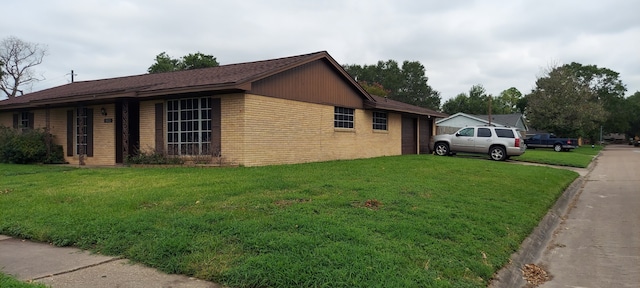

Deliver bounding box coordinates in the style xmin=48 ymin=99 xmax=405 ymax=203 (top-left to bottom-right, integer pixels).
xmin=67 ymin=110 xmax=73 ymax=156
xmin=28 ymin=113 xmax=34 ymax=129
xmin=86 ymin=109 xmax=94 ymax=157
xmin=13 ymin=114 xmax=18 ymax=129
xmin=211 ymin=98 xmax=221 ymax=154
xmin=155 ymin=103 xmax=164 ymax=153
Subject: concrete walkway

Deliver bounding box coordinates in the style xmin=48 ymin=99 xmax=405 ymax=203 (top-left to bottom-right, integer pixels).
xmin=0 ymin=235 xmax=221 ymax=288
xmin=537 ymin=145 xmax=640 ymax=287
xmin=492 ymin=144 xmax=640 ymax=287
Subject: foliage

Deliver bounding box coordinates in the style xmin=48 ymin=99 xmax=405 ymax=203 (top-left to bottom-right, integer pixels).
xmin=0 ymin=126 xmax=64 ymax=164
xmin=147 ymin=52 xmax=219 ymax=73
xmin=625 ymin=91 xmax=640 ymax=138
xmin=526 ymin=65 xmax=607 ymax=138
xmin=563 ymin=62 xmax=628 ymax=139
xmin=125 ymin=149 xmax=185 ymax=165
xmin=0 ymin=272 xmax=48 ymax=288
xmin=513 ymin=145 xmax=602 ymax=168
xmin=0 ymin=36 xmax=47 ymax=99
xmin=0 ymin=156 xmax=580 ymax=288
xmin=499 ymin=87 xmax=525 ymax=114
xmin=358 ymin=81 xmax=389 ymax=97
xmin=343 ymin=60 xmax=441 ymax=110
xmin=442 ymin=85 xmax=524 ymax=115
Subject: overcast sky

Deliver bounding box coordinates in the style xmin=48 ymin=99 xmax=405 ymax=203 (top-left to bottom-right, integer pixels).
xmin=2 ymin=0 xmax=639 ymax=104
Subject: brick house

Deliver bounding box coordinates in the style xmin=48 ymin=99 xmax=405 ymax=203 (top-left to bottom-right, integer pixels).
xmin=0 ymin=51 xmax=446 ymax=166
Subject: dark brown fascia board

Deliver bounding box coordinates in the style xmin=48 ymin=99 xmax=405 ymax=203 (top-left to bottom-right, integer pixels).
xmin=364 ymin=100 xmax=446 ymax=117
xmin=135 ymin=82 xmax=251 ymax=98
xmin=28 ymin=91 xmax=137 ymax=107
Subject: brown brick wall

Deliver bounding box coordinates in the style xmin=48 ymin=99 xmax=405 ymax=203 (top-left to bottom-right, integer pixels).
xmin=140 ymin=93 xmax=403 ymax=167
xmin=139 ymin=100 xmax=163 ymax=154
xmin=0 ymin=112 xmax=11 ymax=127
xmin=0 ymin=92 xmax=405 ymax=167
xmin=238 ymin=94 xmax=401 ymax=166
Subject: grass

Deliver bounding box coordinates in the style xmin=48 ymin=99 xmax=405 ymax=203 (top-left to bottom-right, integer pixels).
xmin=0 ymin=273 xmax=48 ymax=288
xmin=512 ymin=145 xmax=603 ymax=168
xmin=0 ymin=155 xmax=580 ymax=288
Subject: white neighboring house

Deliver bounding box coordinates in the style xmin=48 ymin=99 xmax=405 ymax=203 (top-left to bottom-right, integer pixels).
xmin=436 ymin=112 xmax=528 ymax=136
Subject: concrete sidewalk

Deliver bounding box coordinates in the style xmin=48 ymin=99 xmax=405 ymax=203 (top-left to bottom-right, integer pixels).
xmin=0 ymin=235 xmax=221 ymax=288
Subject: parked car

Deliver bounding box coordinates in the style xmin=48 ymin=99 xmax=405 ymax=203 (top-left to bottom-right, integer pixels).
xmin=524 ymin=133 xmax=578 ymax=152
xmin=430 ymin=126 xmax=526 ymax=161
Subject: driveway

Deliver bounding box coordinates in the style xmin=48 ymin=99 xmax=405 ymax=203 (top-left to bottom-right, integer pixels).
xmin=538 ymin=144 xmax=640 ymax=287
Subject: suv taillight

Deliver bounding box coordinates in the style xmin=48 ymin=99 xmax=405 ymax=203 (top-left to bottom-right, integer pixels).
xmin=567 ymin=139 xmax=572 ymax=144
xmin=515 ymin=138 xmax=520 ymax=147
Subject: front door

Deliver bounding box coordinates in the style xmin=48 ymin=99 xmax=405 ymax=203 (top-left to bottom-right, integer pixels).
xmin=401 ymin=117 xmax=417 ymax=154
xmin=115 ymin=100 xmax=140 ymax=164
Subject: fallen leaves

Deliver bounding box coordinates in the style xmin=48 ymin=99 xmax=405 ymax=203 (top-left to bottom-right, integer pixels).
xmin=522 ymin=263 xmax=549 ymax=287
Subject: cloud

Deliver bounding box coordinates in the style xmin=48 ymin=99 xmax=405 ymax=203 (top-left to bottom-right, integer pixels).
xmin=2 ymin=0 xmax=639 ymax=103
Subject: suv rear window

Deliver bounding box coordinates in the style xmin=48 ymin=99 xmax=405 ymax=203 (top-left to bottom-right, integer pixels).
xmin=495 ymin=128 xmax=515 ymax=138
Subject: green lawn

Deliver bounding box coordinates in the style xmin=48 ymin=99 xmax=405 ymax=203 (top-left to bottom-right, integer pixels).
xmin=0 ymin=155 xmax=579 ymax=288
xmin=513 ymin=145 xmax=602 ymax=168
xmin=0 ymin=273 xmax=47 ymax=288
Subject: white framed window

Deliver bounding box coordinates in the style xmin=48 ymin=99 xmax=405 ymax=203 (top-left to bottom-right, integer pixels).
xmin=334 ymin=107 xmax=354 ymax=128
xmin=372 ymin=112 xmax=387 ymax=130
xmin=167 ymin=98 xmax=212 ymax=155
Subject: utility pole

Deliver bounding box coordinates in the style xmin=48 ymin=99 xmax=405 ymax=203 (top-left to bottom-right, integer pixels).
xmin=488 ymin=96 xmax=492 ymax=125
xmin=71 ymin=70 xmax=75 ymax=82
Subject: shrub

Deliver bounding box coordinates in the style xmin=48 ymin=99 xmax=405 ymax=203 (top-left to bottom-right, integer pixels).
xmin=0 ymin=126 xmax=65 ymax=164
xmin=125 ymin=149 xmax=184 ymax=165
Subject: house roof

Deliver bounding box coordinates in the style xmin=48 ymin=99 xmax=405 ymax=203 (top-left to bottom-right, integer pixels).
xmin=366 ymin=95 xmax=447 ymax=118
xmin=436 ymin=112 xmax=528 ymax=130
xmin=0 ymin=51 xmax=444 ymax=117
xmin=473 ymin=113 xmax=525 ymax=128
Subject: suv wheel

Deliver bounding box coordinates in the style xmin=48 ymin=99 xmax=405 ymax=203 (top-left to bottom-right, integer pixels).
xmin=434 ymin=143 xmax=449 ymax=156
xmin=489 ymin=146 xmax=507 ymax=161
xmin=554 ymin=144 xmax=562 ymax=152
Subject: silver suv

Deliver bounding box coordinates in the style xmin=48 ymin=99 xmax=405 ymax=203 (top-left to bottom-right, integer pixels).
xmin=430 ymin=126 xmax=526 ymax=161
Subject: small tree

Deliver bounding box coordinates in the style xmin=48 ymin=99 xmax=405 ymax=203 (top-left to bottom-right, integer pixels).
xmin=0 ymin=36 xmax=47 ymax=99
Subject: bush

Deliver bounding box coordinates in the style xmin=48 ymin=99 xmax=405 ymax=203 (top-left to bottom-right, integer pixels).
xmin=125 ymin=149 xmax=184 ymax=165
xmin=0 ymin=126 xmax=65 ymax=164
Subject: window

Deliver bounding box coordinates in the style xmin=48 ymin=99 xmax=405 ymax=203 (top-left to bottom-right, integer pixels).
xmin=372 ymin=112 xmax=387 ymax=130
xmin=478 ymin=127 xmax=492 ymax=137
xmin=167 ymin=98 xmax=212 ymax=155
xmin=334 ymin=107 xmax=354 ymax=128
xmin=457 ymin=127 xmax=475 ymax=137
xmin=76 ymin=108 xmax=88 ymax=155
xmin=19 ymin=112 xmax=30 ymax=130
xmin=495 ymin=128 xmax=515 ymax=138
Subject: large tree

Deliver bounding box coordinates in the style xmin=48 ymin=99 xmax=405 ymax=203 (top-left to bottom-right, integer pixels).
xmin=526 ymin=65 xmax=607 ymax=138
xmin=563 ymin=62 xmax=628 ymax=135
xmin=343 ymin=60 xmax=441 ymax=110
xmin=148 ymin=52 xmax=219 ymax=73
xmin=0 ymin=36 xmax=47 ymax=99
